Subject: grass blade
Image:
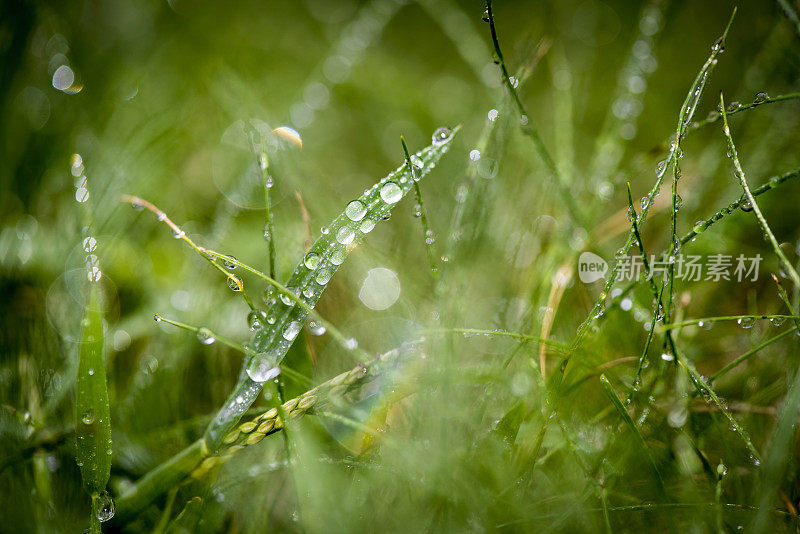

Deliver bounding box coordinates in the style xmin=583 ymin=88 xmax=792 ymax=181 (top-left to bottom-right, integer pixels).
xmin=719 ymin=91 xmax=800 ymax=290
xmin=76 ymin=283 xmax=112 ymax=529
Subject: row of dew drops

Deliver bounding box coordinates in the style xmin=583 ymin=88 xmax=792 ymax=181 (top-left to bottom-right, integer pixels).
xmin=157 ymin=127 xmax=453 ymax=384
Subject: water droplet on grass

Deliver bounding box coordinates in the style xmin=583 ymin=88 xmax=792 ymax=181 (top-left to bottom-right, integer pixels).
xmin=228 ymin=276 xmax=242 ymax=291
xmin=247 ymin=354 xmax=281 ymax=382
xmin=330 ymin=247 xmax=345 ymax=265
xmin=741 ymin=201 xmax=753 ymax=212
xmin=737 ymin=317 xmax=756 ymax=329
xmin=283 ymin=321 xmax=300 ymax=341
xmin=308 ymin=321 xmax=326 ymax=336
xmin=336 ymin=226 xmax=355 ymax=245
xmin=223 ymin=256 xmax=237 ymax=269
xmin=675 ymin=194 xmax=683 ymax=210
xmin=248 ymin=310 xmax=267 ymax=331
xmin=726 ymin=101 xmax=741 ymax=113
xmin=345 ymin=200 xmax=367 ymax=221
xmin=304 ymin=252 xmax=320 ymax=270
xmin=655 ymin=159 xmax=667 ymax=177
xmin=315 ymin=268 xmax=332 ymax=285
xmin=96 ymin=491 xmax=115 ymax=522
xmin=360 ymin=219 xmax=376 ymax=234
xmin=482 ymin=8 xmax=490 ymax=22
xmin=380 ymin=182 xmax=402 ymax=204
xmin=753 ymin=92 xmax=769 ymax=104
xmin=196 ymin=327 xmax=216 ymax=344
xmin=770 ymin=316 xmax=786 ymax=326
xmin=81 ymin=409 xmax=95 ymax=425
xmin=432 ymin=127 xmax=451 ymax=145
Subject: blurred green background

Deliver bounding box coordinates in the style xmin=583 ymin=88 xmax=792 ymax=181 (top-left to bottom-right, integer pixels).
xmin=3 ymin=0 xmax=800 ymax=531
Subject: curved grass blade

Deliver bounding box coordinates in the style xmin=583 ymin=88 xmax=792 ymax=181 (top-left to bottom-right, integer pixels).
xmin=76 ymin=284 xmax=112 ymax=531
xmin=204 ymin=126 xmax=460 ymax=451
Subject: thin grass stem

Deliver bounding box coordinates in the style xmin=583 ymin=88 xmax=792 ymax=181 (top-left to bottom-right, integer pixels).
xmin=719 ymin=91 xmax=800 ymax=290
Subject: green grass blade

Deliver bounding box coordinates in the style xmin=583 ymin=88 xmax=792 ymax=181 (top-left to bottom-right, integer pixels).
xmin=204 ymin=126 xmax=460 ymax=451
xmin=719 ymin=91 xmax=800 ymax=290
xmin=76 ymin=283 xmax=112 ymax=529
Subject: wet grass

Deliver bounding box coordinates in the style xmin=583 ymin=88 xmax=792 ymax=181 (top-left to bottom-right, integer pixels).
xmin=3 ymin=0 xmax=800 ymax=532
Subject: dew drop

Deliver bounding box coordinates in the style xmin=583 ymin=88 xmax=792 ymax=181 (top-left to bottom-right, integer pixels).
xmin=320 ymin=226 xmax=330 ymax=235
xmin=283 ymin=321 xmax=301 ymax=341
xmin=770 ymin=316 xmax=786 ymax=326
xmin=660 ymin=352 xmax=674 ymax=362
xmin=469 ymin=149 xmax=481 ymax=162
xmin=247 ymin=310 xmax=267 ymax=331
xmin=81 ymin=409 xmax=95 ymax=425
xmin=304 ymin=252 xmax=320 ymax=270
xmin=626 ymin=206 xmax=637 ymax=222
xmin=315 ymin=268 xmax=332 ymax=285
xmin=308 ymin=321 xmax=326 ymax=336
xmin=228 ymin=276 xmax=242 ymax=291
xmin=196 ymin=327 xmax=216 ymax=345
xmin=247 ymin=354 xmax=281 ymax=382
xmin=741 ymin=201 xmax=753 ymax=213
xmin=675 ymin=194 xmax=683 ymax=210
xmin=330 ymin=247 xmax=345 ymax=265
xmin=336 ymin=226 xmax=355 ymax=245
xmin=753 ymin=92 xmax=769 ymax=104
xmin=487 ymin=109 xmax=498 ymax=121
xmin=82 ymin=237 xmax=97 ymax=252
xmin=223 ymin=256 xmax=237 ymax=270
xmin=280 ymin=288 xmax=297 ymax=305
xmin=345 ymin=200 xmax=367 ymax=222
xmin=95 ymin=491 xmax=115 ymax=523
xmin=655 ymin=159 xmax=667 ymax=177
xmin=711 ymin=37 xmax=725 ymax=53
xmin=360 ymin=218 xmax=376 ymax=234
xmin=639 ymin=196 xmax=649 ymax=209
xmin=154 ymin=314 xmax=162 ymax=322
xmin=380 ymin=182 xmax=402 ymax=204
xmin=737 ymin=316 xmax=756 ymax=329
xmin=482 ymin=8 xmax=490 ymax=22
xmin=726 ymin=101 xmax=741 ymax=113
xmin=431 ymin=128 xmax=451 ymax=148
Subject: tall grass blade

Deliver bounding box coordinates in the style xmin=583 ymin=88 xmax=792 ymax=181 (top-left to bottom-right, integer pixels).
xmin=76 ymin=284 xmax=112 ymax=530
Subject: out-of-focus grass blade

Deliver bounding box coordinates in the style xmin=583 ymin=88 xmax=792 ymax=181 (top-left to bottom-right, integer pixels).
xmin=599 ymin=374 xmax=666 ymax=499
xmin=76 ymin=283 xmax=112 ymax=531
xmin=204 ymin=126 xmax=460 ymax=451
